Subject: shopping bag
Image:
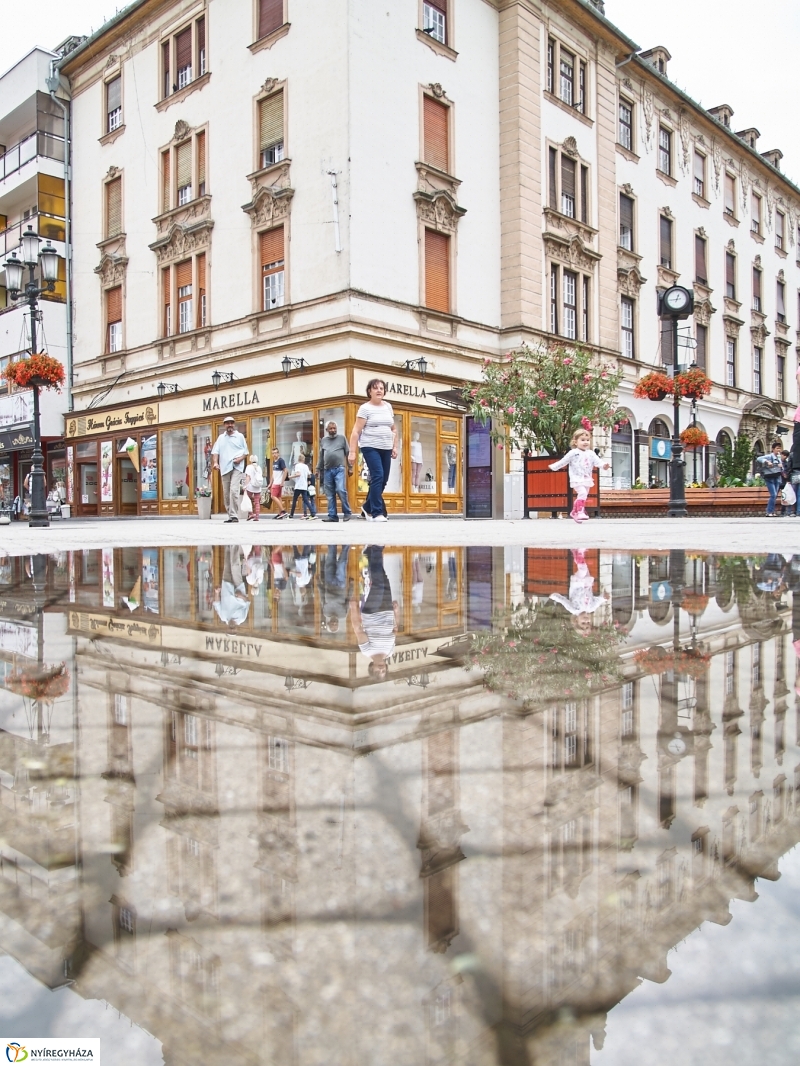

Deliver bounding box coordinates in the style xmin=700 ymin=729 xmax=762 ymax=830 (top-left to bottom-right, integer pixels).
xmin=781 ymin=482 xmax=796 ymax=506
xmin=240 ymin=492 xmax=253 ymax=514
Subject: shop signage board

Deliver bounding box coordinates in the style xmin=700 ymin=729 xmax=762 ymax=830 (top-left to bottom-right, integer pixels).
xmin=0 ymin=391 xmax=32 ymax=427
xmin=66 ymin=405 xmax=159 ymax=438
xmin=352 ymin=368 xmax=446 ymax=410
xmin=0 ymin=425 xmax=34 ymax=452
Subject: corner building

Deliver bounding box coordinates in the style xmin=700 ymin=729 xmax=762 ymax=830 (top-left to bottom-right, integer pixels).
xmin=59 ymin=0 xmax=800 ymax=517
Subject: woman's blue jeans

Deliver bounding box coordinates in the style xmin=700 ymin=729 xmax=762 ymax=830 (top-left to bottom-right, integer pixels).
xmin=766 ymin=477 xmax=779 ymax=514
xmin=361 ymin=447 xmax=392 ymax=517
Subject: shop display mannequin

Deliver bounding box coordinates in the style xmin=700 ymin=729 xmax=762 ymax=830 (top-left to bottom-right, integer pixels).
xmin=445 ymin=443 xmax=457 ymax=490
xmin=410 ymin=432 xmax=423 ymax=490
xmin=290 ymin=432 xmax=308 ymax=468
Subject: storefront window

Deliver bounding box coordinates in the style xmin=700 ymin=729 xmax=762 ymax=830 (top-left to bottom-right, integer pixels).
xmin=0 ymin=461 xmax=11 ymax=506
xmin=441 ymin=440 xmax=458 ymax=494
xmin=195 ymin=548 xmax=215 ymax=623
xmin=193 ymin=424 xmax=213 ymax=493
xmin=163 ymin=549 xmax=192 ymax=619
xmin=251 ymin=417 xmax=271 ymax=469
xmin=47 ymin=450 xmax=67 ymax=502
xmin=100 ymin=440 xmax=114 ymax=502
xmin=80 ymin=461 xmax=98 ymax=507
xmin=117 ymin=440 xmax=138 ymax=506
xmin=141 ymin=434 xmax=158 ymax=500
xmin=410 ymin=551 xmax=439 ymax=630
xmin=76 ymin=442 xmax=97 ymax=460
xmin=162 ymin=429 xmax=190 ymax=500
xmin=142 ymin=548 xmax=159 ymax=613
xmin=277 ymin=410 xmax=313 ymax=475
xmin=410 ymin=416 xmax=437 ymax=495
xmin=611 ymin=422 xmax=633 ymax=490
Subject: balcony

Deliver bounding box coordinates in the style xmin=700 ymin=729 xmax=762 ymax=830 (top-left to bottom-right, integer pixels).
xmin=0 ymin=131 xmax=65 ymax=188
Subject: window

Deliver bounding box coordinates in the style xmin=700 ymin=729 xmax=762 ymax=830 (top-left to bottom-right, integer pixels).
xmin=196 ymin=130 xmax=206 ymax=196
xmin=106 ymin=76 xmax=122 ymax=132
xmin=694 ymin=234 xmax=707 ymax=283
xmin=197 ymin=252 xmax=206 ymax=327
xmin=582 ymin=276 xmax=589 ymax=341
xmin=726 ymin=338 xmax=736 ymax=387
xmin=777 ymin=280 xmax=786 ymax=323
xmin=161 ymin=129 xmax=207 ymax=211
xmin=548 ymin=146 xmax=589 ymax=222
xmin=261 ymin=225 xmax=285 ymax=310
xmin=176 ymin=140 xmax=192 ymax=205
xmin=724 ymin=173 xmax=736 ymax=217
xmin=661 ymin=318 xmax=676 ymax=366
xmin=424 ymin=229 xmax=450 ymax=313
xmin=725 ymin=252 xmax=736 ymax=300
xmin=659 ymin=215 xmax=672 ymax=269
xmin=268 ymin=735 xmax=289 ymax=773
xmin=580 ymin=165 xmax=588 ymax=224
xmin=751 ymin=193 xmax=762 ymax=235
xmin=658 ymin=127 xmax=671 ymax=175
xmin=259 ymin=91 xmax=284 ymax=168
xmin=776 ymin=210 xmax=785 ymax=250
xmin=258 ymin=0 xmax=284 ymax=40
xmin=550 ymin=265 xmax=558 ymax=334
xmin=106 ymin=286 xmax=122 ymax=352
xmin=547 ymin=38 xmax=587 ymax=114
xmin=422 ymin=1 xmax=446 ymax=44
xmin=547 ymin=38 xmax=554 ymax=95
xmin=423 ymin=95 xmax=449 ymax=173
xmin=561 ymin=155 xmax=576 ymax=217
xmin=578 ymin=60 xmax=586 ymax=114
xmin=177 ymin=259 xmax=193 ymax=333
xmin=163 ymin=267 xmax=171 ymax=336
xmin=559 ymin=49 xmax=574 ymax=107
xmin=619 ymin=193 xmax=634 ymax=249
xmin=621 ymin=296 xmax=635 ymax=358
xmin=619 ymin=99 xmax=633 ymax=150
xmin=106 ymin=176 xmax=122 ymax=238
xmin=695 ymin=324 xmax=707 ymax=370
xmin=753 ymin=347 xmax=762 ymax=393
xmin=693 ymin=151 xmax=705 ymax=198
xmin=563 ymin=270 xmax=577 ymax=339
xmin=752 ymin=267 xmax=762 ymax=311
xmin=161 ymin=15 xmax=207 ymax=99
xmin=161 ymin=149 xmax=170 ymax=213
xmin=777 ymin=354 xmax=785 ymax=400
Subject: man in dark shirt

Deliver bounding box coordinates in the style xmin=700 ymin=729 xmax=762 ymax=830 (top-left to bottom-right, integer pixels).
xmin=317 ymin=420 xmax=352 ymax=522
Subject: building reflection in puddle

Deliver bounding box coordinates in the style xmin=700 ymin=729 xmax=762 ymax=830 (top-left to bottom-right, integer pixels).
xmin=0 ymin=545 xmax=798 ymax=1064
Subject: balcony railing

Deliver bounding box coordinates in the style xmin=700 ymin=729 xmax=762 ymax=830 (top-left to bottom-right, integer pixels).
xmin=0 ymin=131 xmax=65 ymax=182
xmin=0 ymin=213 xmax=65 ymax=259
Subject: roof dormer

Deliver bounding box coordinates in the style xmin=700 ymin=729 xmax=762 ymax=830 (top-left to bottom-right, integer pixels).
xmin=736 ymin=128 xmax=760 ymax=150
xmin=708 ymin=104 xmax=734 ymax=128
xmin=639 ymin=47 xmax=671 ymax=77
xmin=761 ymin=148 xmax=783 ymax=171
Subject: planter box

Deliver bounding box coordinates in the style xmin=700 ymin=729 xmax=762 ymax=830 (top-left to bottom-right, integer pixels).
xmin=601 ymin=487 xmax=770 ymax=518
xmin=196 ymin=496 xmax=212 ymax=520
xmin=524 ymin=456 xmax=600 ymax=516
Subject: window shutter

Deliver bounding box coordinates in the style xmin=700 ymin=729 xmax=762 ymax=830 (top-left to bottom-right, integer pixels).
xmin=424 ymin=230 xmax=450 ymax=313
xmin=196 ymin=131 xmax=206 ymax=190
xmin=694 ymin=152 xmax=704 ymax=181
xmin=107 ymin=76 xmax=121 ymax=115
xmin=695 ymin=324 xmax=707 ymax=370
xmin=661 ymin=319 xmax=675 ymax=365
xmin=753 ymin=268 xmax=761 ymax=300
xmin=724 ymin=174 xmax=735 ymax=212
xmin=175 ymin=27 xmax=192 ymax=70
xmin=560 ymin=156 xmax=576 ymax=200
xmin=161 ymin=149 xmax=170 ymax=212
xmin=260 ymin=226 xmax=284 ymax=270
xmin=694 ymin=235 xmax=706 ymax=281
xmin=163 ymin=267 xmax=171 ymax=305
xmin=659 ymin=216 xmax=671 ymax=264
xmin=580 ymin=165 xmax=588 ymax=223
xmin=620 ymin=194 xmax=633 ymax=233
xmin=259 ymin=0 xmax=284 ymax=40
xmin=106 ymin=177 xmax=122 ymax=238
xmin=196 ymin=17 xmax=205 ymax=54
xmin=548 ymin=147 xmax=557 ymax=210
xmin=176 ymin=259 xmax=192 ymax=290
xmin=777 ymin=282 xmax=785 ymax=316
xmin=196 ymin=252 xmax=206 ymax=326
xmin=162 ymin=41 xmax=170 ymax=95
xmin=726 ymin=252 xmax=735 ymax=288
xmin=106 ymin=286 xmax=122 ymax=324
xmin=259 ymin=92 xmax=284 ymax=152
xmin=426 ymin=867 xmax=455 ymax=947
xmin=176 ymin=140 xmax=192 ymax=190
xmin=423 ymin=96 xmax=449 ymax=173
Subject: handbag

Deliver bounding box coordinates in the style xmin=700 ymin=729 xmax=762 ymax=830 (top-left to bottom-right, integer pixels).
xmin=240 ymin=492 xmax=253 ymax=514
xmin=308 ymin=484 xmax=316 ymax=497
xmin=781 ymin=482 xmax=796 ymax=506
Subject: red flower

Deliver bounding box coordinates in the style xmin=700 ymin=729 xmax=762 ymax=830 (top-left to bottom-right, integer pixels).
xmin=633 ymin=371 xmax=674 ymax=400
xmin=4 ymin=353 xmax=65 ymax=392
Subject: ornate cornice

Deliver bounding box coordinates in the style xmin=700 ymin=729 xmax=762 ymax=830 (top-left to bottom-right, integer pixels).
xmin=152 ymin=195 xmax=212 ymax=238
xmin=543 ymin=230 xmax=601 ymax=272
xmin=413 ymin=188 xmax=466 ymax=235
xmin=693 ymin=296 xmax=716 ymax=326
xmin=94 ymin=251 xmax=128 ymax=288
xmin=149 ymin=219 xmax=214 ymax=264
xmin=241 ymin=183 xmax=295 ymax=230
xmin=618 ymin=264 xmax=647 ymax=296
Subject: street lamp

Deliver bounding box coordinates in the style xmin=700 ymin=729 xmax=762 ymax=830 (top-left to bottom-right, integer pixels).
xmin=280 ymin=356 xmax=308 ymax=377
xmin=403 ymin=356 xmax=428 ymax=376
xmin=156 ymin=382 xmax=179 ymax=399
xmin=3 ymin=226 xmax=62 ymax=529
xmin=211 ymin=370 xmax=236 ymax=389
xmin=658 ymin=285 xmax=695 ymax=518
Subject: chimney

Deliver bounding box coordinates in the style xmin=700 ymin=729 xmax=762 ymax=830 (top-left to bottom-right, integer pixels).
xmin=761 ymin=149 xmax=783 ymax=171
xmin=639 ymin=47 xmax=671 ymax=77
xmin=708 ymin=104 xmax=734 ymax=128
xmin=736 ymin=128 xmax=760 ymax=151
xmin=586 ymin=0 xmax=606 ymax=12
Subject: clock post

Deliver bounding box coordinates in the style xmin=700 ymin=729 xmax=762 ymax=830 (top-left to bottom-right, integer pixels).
xmin=658 ymin=285 xmax=695 ymax=517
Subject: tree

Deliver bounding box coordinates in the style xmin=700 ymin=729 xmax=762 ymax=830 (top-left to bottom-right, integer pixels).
xmin=464 ymin=344 xmax=625 ymax=456
xmin=716 ymin=432 xmax=755 ymax=485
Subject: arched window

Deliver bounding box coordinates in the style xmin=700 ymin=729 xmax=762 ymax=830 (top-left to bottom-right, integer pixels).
xmin=611 ymin=417 xmax=633 ymax=489
xmin=648 ymin=419 xmax=671 ymax=488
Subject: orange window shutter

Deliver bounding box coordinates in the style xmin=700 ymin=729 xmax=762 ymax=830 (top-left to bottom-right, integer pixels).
xmin=106 ymin=286 xmax=122 ymax=324
xmin=106 ymin=177 xmax=122 ymax=237
xmin=161 ymin=150 xmax=170 ymax=212
xmin=197 ymin=131 xmax=206 ymax=190
xmin=175 ymin=27 xmax=192 ymax=70
xmin=423 ymin=96 xmax=449 ymax=173
xmin=197 ymin=252 xmax=206 ymax=292
xmin=259 ymin=0 xmax=283 ymax=39
xmin=176 ymin=141 xmax=192 ymax=192
xmin=425 ymin=230 xmax=450 ymax=313
xmin=260 ymin=225 xmax=284 ymax=270
xmin=176 ymin=259 xmax=192 ymax=290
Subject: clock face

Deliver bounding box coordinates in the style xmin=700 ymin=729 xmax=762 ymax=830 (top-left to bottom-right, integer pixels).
xmin=664 ymin=287 xmax=688 ymax=312
xmin=667 ymin=736 xmax=686 ymax=756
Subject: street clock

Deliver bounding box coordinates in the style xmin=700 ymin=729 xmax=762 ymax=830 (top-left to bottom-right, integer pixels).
xmin=659 ymin=285 xmax=694 ymax=319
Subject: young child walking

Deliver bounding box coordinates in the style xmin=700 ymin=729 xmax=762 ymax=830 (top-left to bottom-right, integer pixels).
xmin=548 ymin=428 xmax=609 ymax=523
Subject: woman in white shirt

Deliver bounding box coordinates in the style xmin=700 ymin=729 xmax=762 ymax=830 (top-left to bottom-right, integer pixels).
xmin=348 ymin=378 xmax=398 ymax=521
xmin=243 ymin=454 xmax=264 ymax=521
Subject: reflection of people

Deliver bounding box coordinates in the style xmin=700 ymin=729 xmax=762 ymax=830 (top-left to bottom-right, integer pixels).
xmin=323 ymin=544 xmax=350 ymax=631
xmin=317 ymin=420 xmax=352 ymax=522
xmin=410 ymin=432 xmax=423 ymax=490
xmin=548 ymin=428 xmax=609 ymax=523
xmin=211 ymin=416 xmax=249 ymax=524
xmin=550 ymin=549 xmax=609 ymax=635
xmin=213 ymin=545 xmax=251 ymax=626
xmin=290 ymin=431 xmax=307 ymax=468
xmin=349 ymin=546 xmax=399 ymax=679
xmin=348 ymin=379 xmax=397 ymax=522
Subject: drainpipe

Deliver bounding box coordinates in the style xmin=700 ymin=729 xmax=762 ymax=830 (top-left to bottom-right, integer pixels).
xmin=615 ymin=53 xmax=637 ymax=70
xmin=46 ymin=63 xmax=73 ymax=412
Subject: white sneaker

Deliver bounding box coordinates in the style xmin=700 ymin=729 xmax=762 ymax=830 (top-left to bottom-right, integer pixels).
xmin=373 ymin=514 xmax=388 ymax=522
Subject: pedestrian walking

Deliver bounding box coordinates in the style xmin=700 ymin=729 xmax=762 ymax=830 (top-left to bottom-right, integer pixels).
xmin=548 ymin=427 xmax=609 ymax=523
xmin=317 ymin=420 xmax=352 ymax=522
xmin=322 ymin=543 xmax=350 ymax=632
xmin=348 ymin=378 xmax=397 ymax=522
xmin=269 ymin=447 xmax=289 ymax=519
xmin=213 ymin=544 xmax=251 ymax=625
xmin=210 ymin=416 xmax=249 ymax=523
xmin=289 ymin=452 xmax=316 ymax=519
xmin=349 ymin=545 xmax=399 ymax=680
xmin=243 ymin=454 xmax=264 ymax=521
xmin=756 ymin=439 xmax=785 ymax=516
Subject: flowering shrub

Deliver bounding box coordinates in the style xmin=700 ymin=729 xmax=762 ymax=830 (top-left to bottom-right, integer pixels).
xmin=633 ymin=646 xmax=710 ymax=679
xmin=633 ymin=371 xmax=674 ymax=400
xmin=673 ymin=367 xmax=712 ymax=399
xmin=680 ymin=426 xmax=710 ymax=450
xmin=3 ymin=353 xmax=65 ymax=392
xmin=4 ymin=662 xmax=69 ymax=701
xmin=195 ymin=485 xmax=212 ymax=498
xmin=465 ymin=344 xmax=625 ymax=456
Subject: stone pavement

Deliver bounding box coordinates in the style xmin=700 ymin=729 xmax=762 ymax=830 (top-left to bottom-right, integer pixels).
xmin=0 ymin=514 xmax=798 ymax=554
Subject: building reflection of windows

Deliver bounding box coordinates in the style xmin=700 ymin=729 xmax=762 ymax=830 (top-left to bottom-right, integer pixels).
xmin=111 ymin=896 xmax=136 ymax=972
xmin=656 ymin=850 xmax=675 ymax=909
xmin=548 ymin=815 xmax=590 ymax=898
xmin=163 ymin=549 xmax=192 ymax=619
xmin=618 ymin=784 xmax=638 ymax=850
xmin=425 ymin=978 xmax=461 ymax=1065
xmin=773 ymin=775 xmax=786 ymax=823
xmin=721 ymin=808 xmax=739 ymax=866
xmin=168 ymin=931 xmax=220 ymax=1019
xmin=257 ymin=734 xmax=296 ymax=952
xmin=658 ymin=765 xmax=675 ymax=827
xmin=617 ymin=876 xmax=639 ymax=931
xmin=748 ymin=791 xmax=764 ymax=842
xmin=691 ymin=828 xmax=709 ymax=885
xmin=549 ymin=701 xmax=592 ymax=775
xmin=611 ymin=554 xmax=634 ymax=627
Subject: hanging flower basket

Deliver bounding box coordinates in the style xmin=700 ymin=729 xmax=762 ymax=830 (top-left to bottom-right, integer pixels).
xmin=4 ymin=662 xmax=70 ymax=701
xmin=680 ymin=426 xmax=710 ymax=450
xmin=633 ymin=646 xmax=710 ymax=679
xmin=3 ymin=354 xmax=65 ymax=392
xmin=673 ymin=367 xmax=712 ymax=400
xmin=682 ymin=592 xmax=710 ymax=616
xmin=633 ymin=371 xmax=674 ymax=401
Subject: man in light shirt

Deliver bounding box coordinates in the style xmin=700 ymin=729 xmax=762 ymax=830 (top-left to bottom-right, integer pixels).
xmin=211 ymin=416 xmax=249 ymax=523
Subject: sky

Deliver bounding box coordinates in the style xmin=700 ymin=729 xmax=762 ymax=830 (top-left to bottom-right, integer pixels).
xmin=2 ymin=0 xmax=798 ymax=184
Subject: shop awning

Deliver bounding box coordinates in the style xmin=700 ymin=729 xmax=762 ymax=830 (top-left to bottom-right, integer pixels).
xmin=432 ymin=389 xmax=469 ymax=411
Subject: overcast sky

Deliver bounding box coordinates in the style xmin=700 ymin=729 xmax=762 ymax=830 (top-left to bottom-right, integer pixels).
xmin=2 ymin=0 xmax=798 ymax=184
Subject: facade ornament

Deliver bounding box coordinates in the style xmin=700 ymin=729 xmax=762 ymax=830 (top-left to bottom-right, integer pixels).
xmin=173 ymin=119 xmax=191 ymax=142
xmin=777 ymin=268 xmax=785 ymax=282
xmin=696 ymin=134 xmax=705 ymax=145
xmin=662 ymin=108 xmax=671 ymax=119
xmin=241 ymin=184 xmax=295 ymax=230
xmin=562 ymin=136 xmax=578 ymax=157
xmin=765 ymin=183 xmax=775 ymax=229
xmin=678 ymin=110 xmax=691 ymax=174
xmin=149 ymin=220 xmax=214 ymax=264
xmin=739 ymin=163 xmax=751 ymax=211
xmin=622 ymin=76 xmax=633 ymax=90
xmin=94 ymin=252 xmax=128 ymax=288
xmin=413 ymin=188 xmax=466 ymax=235
xmin=661 ymin=206 xmax=674 ymax=219
xmin=754 ymin=254 xmax=761 ymax=267
xmin=726 ymin=238 xmax=735 ymax=252
xmin=751 ymin=323 xmax=770 ymax=345
xmin=153 ymin=194 xmax=212 ymax=235
xmin=642 ymin=84 xmax=654 ymax=150
xmin=260 ymin=77 xmax=279 ymax=96
xmin=106 ymin=54 xmax=118 ymax=68
xmin=617 ymin=265 xmax=647 ymax=296
xmin=544 ymin=232 xmax=601 ymax=273
xmin=693 ymin=297 xmax=716 ymax=326
xmin=711 ymin=139 xmax=722 ymax=195
xmin=723 ymin=316 xmax=742 ymax=339
xmin=697 ymin=227 xmax=707 ymax=239
xmin=106 ymin=165 xmax=120 ymax=179
xmin=428 ymin=82 xmax=447 ymax=99
xmin=621 ymin=183 xmax=634 ymax=196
